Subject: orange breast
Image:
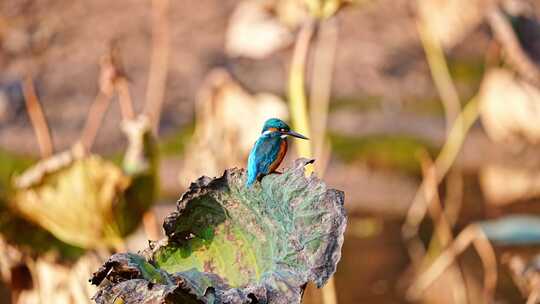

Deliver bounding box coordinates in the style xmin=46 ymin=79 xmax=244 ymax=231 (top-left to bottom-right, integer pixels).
xmin=268 ymin=140 xmax=287 ymax=173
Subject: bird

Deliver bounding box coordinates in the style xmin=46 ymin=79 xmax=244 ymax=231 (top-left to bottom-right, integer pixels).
xmin=246 ymin=118 xmax=308 ymax=187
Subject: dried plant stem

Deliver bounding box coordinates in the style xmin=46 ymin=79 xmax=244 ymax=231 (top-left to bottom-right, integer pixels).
xmin=404 ymin=5 xmax=470 ymax=239
xmin=80 ymin=92 xmax=113 ymax=151
xmin=289 ymin=19 xmax=315 ymax=162
xmin=144 ymin=0 xmax=170 ymax=134
xmin=407 ymin=225 xmax=497 ymax=303
xmin=416 ymin=7 xmax=466 ymax=244
xmin=419 ymin=153 xmax=468 ymax=304
xmin=322 ymin=276 xmax=338 ymax=304
xmin=403 ymin=97 xmax=479 ymax=237
xmin=419 ymin=154 xmax=453 ymax=244
xmin=80 ymin=46 xmax=129 ymax=151
xmin=444 ymin=168 xmax=463 ymax=226
xmin=117 ymin=75 xmax=157 ymax=241
xmin=433 ymin=97 xmax=478 ymax=181
xmin=402 ymin=98 xmax=478 ymax=301
xmin=116 ymin=79 xmax=135 ymax=121
xmin=404 ymin=13 xmax=479 ymax=300
xmin=310 ymin=17 xmax=338 ymax=175
xmin=22 ymin=76 xmax=53 ymax=158
xmin=289 ymin=19 xmax=337 ymax=304
xmin=416 ymin=4 xmax=461 ymax=132
xmin=142 ymin=210 xmax=160 ymax=241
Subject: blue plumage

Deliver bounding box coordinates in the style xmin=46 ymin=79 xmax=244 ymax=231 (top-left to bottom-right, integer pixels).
xmin=246 ymin=132 xmax=282 ymax=186
xmin=246 ymin=118 xmax=308 ymax=187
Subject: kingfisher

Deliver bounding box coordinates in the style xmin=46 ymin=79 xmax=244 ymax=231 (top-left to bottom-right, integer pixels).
xmin=246 ymin=118 xmax=308 ymax=187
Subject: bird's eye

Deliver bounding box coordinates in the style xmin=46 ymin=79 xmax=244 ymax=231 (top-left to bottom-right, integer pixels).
xmin=280 ymin=128 xmax=285 ymax=132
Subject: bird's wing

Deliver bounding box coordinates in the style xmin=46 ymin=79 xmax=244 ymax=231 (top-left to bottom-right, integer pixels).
xmin=254 ymin=136 xmax=282 ymax=174
xmin=247 ymin=136 xmax=281 ymax=185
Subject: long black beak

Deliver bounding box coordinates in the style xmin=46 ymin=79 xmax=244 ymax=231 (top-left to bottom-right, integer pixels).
xmin=284 ymin=130 xmax=309 ymax=140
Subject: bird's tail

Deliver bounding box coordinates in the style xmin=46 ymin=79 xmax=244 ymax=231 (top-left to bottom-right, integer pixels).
xmin=246 ymin=171 xmax=256 ymax=187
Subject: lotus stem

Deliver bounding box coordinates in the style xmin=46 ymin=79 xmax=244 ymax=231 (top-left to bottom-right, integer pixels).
xmin=416 ymin=1 xmax=461 ymax=133
xmin=288 ymin=19 xmax=315 ymax=162
xmin=80 ymin=92 xmax=113 ymax=151
xmin=142 ymin=210 xmax=161 ymax=241
xmin=289 ymin=19 xmax=338 ymax=304
xmin=116 ymin=78 xmax=135 ymax=121
xmin=309 ymin=17 xmax=338 ymax=175
xmin=403 ymin=97 xmax=479 ymax=237
xmin=321 ymin=277 xmax=338 ymax=304
xmin=402 ymin=98 xmax=479 ymax=303
xmin=418 ymin=153 xmax=468 ymax=303
xmin=22 ymin=76 xmax=53 ymax=158
xmin=144 ymin=0 xmax=170 ymax=135
xmin=81 ymin=48 xmax=123 ymax=151
xmin=405 ymin=14 xmax=469 ymax=295
xmin=416 ymin=8 xmax=466 ymax=232
xmin=407 ymin=225 xmax=497 ymax=303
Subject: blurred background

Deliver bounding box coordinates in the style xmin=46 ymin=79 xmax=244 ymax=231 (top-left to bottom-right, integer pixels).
xmin=1 ymin=0 xmax=540 ymax=303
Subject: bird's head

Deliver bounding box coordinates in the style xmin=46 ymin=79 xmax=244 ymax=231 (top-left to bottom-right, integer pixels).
xmin=260 ymin=118 xmax=309 ymax=140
